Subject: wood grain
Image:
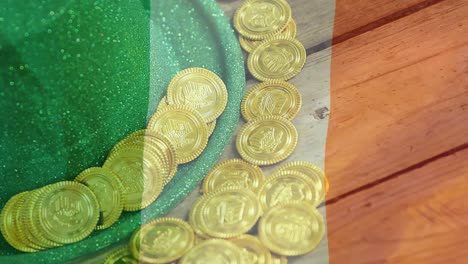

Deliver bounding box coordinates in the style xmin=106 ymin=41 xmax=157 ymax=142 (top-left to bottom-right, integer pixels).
xmin=326 ymin=0 xmax=468 ymax=200
xmin=218 ymin=0 xmax=430 ymax=51
xmin=326 ymin=148 xmax=468 ymax=264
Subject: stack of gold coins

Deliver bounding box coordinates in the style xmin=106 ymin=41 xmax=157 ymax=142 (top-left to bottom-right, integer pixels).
xmin=0 ymin=67 xmax=228 ymax=252
xmin=0 ymin=182 xmax=101 ymax=252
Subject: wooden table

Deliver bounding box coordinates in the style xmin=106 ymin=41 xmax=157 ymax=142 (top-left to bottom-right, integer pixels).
xmin=79 ymin=0 xmax=468 ymax=263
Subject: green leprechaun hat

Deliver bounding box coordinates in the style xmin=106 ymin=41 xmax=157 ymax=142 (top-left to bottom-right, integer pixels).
xmin=0 ymin=0 xmax=244 ymax=262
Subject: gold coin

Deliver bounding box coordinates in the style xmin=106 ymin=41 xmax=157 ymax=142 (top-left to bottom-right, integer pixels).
xmin=147 ymin=104 xmax=208 ymax=164
xmin=234 ymin=0 xmax=291 ymax=40
xmin=104 ymin=245 xmax=137 ymax=264
xmin=179 ymin=239 xmax=244 ymax=264
xmin=202 ymin=159 xmax=265 ymax=193
xmin=258 ymin=201 xmax=325 ymax=256
xmin=258 ymin=170 xmax=319 ymax=210
xmin=271 ymin=254 xmax=288 ymax=264
xmin=25 ymin=181 xmax=100 ymax=245
xmin=236 ymin=116 xmax=297 ymax=166
xmin=271 ymin=161 xmax=327 ymax=205
xmin=207 ymin=119 xmax=216 ymax=137
xmin=188 ymin=198 xmax=211 ymax=239
xmin=110 ymin=130 xmax=177 ymax=185
xmin=17 ymin=189 xmax=50 ymax=250
xmin=116 ymin=129 xmax=178 ymax=180
xmin=230 ymin=234 xmax=272 ymax=264
xmin=248 ymin=35 xmax=306 ymax=81
xmin=196 ymin=187 xmax=261 ymax=238
xmin=240 ymin=19 xmax=297 ymax=53
xmin=157 ymin=96 xmax=169 ymax=112
xmin=166 ymin=68 xmax=228 ymax=123
xmin=130 ymin=217 xmax=194 ymax=263
xmin=241 ymin=81 xmax=302 ymax=121
xmin=0 ymin=192 xmax=37 ymax=252
xmin=104 ymin=145 xmax=164 ymax=211
xmin=75 ymin=167 xmax=125 ymax=230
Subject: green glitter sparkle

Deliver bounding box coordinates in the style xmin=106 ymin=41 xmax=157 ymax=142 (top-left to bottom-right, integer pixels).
xmin=0 ymin=0 xmax=245 ymax=262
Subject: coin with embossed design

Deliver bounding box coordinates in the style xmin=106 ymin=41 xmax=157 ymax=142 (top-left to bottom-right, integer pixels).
xmin=75 ymin=167 xmax=125 ymax=230
xmin=147 ymin=105 xmax=208 ymax=164
xmin=104 ymin=145 xmax=164 ymax=211
xmin=259 ymin=201 xmax=325 ymax=256
xmin=129 ymin=217 xmax=194 ymax=263
xmin=104 ymin=245 xmax=138 ymax=264
xmin=230 ymin=234 xmax=272 ymax=264
xmin=0 ymin=192 xmax=38 ymax=252
xmin=166 ymin=68 xmax=228 ymax=123
xmin=240 ymin=19 xmax=296 ymax=53
xmin=241 ymin=81 xmax=302 ymax=121
xmin=271 ymin=161 xmax=327 ymax=205
xmin=24 ymin=181 xmax=100 ymax=245
xmin=234 ymin=0 xmax=291 ymax=40
xmin=236 ymin=116 xmax=297 ymax=166
xmin=196 ymin=187 xmax=261 ymax=238
xmin=179 ymin=239 xmax=244 ymax=264
xmin=258 ymin=170 xmax=319 ymax=210
xmin=188 ymin=197 xmax=211 ymax=239
xmin=17 ymin=189 xmax=50 ymax=249
xmin=202 ymin=159 xmax=265 ymax=193
xmin=109 ymin=130 xmax=177 ymax=185
xmin=248 ymin=35 xmax=306 ymax=81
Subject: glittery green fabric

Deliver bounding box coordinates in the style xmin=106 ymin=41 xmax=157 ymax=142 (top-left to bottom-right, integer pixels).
xmin=0 ymin=0 xmax=245 ymax=262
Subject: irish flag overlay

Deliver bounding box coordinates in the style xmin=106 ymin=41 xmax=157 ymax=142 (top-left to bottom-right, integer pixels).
xmin=326 ymin=0 xmax=467 ymax=263
xmin=0 ymin=0 xmax=466 ymax=263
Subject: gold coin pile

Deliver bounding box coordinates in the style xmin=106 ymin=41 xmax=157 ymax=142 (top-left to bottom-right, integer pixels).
xmin=0 ymin=67 xmax=228 ymax=252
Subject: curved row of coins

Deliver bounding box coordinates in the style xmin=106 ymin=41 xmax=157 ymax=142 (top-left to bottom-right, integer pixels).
xmin=104 ymin=160 xmax=328 ymax=264
xmin=233 ymin=0 xmax=307 ymax=166
xmin=106 ymin=0 xmax=327 ymax=263
xmin=0 ymin=67 xmax=228 ymax=252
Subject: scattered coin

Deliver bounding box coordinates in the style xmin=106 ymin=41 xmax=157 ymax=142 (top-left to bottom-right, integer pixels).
xmin=179 ymin=239 xmax=244 ymax=264
xmin=271 ymin=161 xmax=327 ymax=205
xmin=236 ymin=116 xmax=298 ymax=166
xmin=258 ymin=202 xmax=324 ymax=256
xmin=241 ymin=81 xmax=302 ymax=121
xmin=75 ymin=167 xmax=125 ymax=230
xmin=104 ymin=145 xmax=164 ymax=211
xmin=202 ymin=159 xmax=265 ymax=193
xmin=240 ymin=19 xmax=297 ymax=53
xmin=166 ymin=67 xmax=228 ymax=123
xmin=258 ymin=170 xmax=319 ymax=210
xmin=231 ymin=234 xmax=272 ymax=264
xmin=234 ymin=0 xmax=292 ymax=40
xmin=130 ymin=218 xmax=194 ymax=263
xmin=147 ymin=104 xmax=209 ymax=164
xmin=248 ymin=35 xmax=306 ymax=81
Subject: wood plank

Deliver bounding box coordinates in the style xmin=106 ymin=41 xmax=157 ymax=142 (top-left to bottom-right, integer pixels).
xmin=326 ymin=0 xmax=468 ymax=199
xmin=217 ymin=0 xmax=428 ymax=50
xmin=326 ymin=148 xmax=468 ymax=264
